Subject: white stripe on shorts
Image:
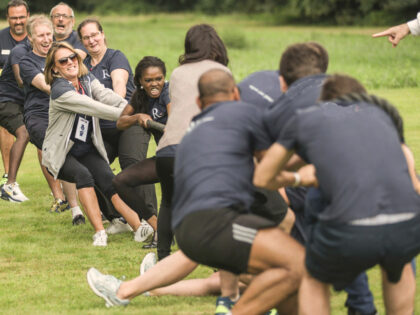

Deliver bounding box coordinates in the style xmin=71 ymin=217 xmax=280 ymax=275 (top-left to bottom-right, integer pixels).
xmin=232 ymin=223 xmax=257 ymax=244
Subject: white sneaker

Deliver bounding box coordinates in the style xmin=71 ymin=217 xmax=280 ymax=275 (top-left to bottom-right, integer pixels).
xmin=133 ymin=222 xmax=154 ymax=243
xmin=106 ymin=218 xmax=133 ymax=235
xmin=1 ymin=182 xmax=28 ymax=202
xmin=93 ymin=230 xmax=108 ymax=246
xmin=140 ymin=252 xmax=157 ymax=275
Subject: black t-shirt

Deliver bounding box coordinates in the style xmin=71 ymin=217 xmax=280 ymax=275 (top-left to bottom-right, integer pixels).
xmin=264 ymin=73 xmax=327 ymax=142
xmin=277 ymin=101 xmax=420 ymax=223
xmin=54 ymin=31 xmax=87 ymax=53
xmin=172 ymin=100 xmax=272 ymax=229
xmin=0 ymin=27 xmax=27 ymax=68
xmin=0 ymin=40 xmax=30 ymax=104
xmin=19 ymin=51 xmax=49 ymax=120
xmin=84 ymin=48 xmax=134 ymax=129
xmin=238 ymin=70 xmax=282 ymax=109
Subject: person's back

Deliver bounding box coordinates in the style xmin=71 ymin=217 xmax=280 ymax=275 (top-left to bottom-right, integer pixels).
xmin=287 ymin=101 xmax=420 ymax=223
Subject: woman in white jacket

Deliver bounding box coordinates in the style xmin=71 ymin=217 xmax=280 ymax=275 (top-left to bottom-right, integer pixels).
xmin=43 ymin=41 xmax=152 ymax=246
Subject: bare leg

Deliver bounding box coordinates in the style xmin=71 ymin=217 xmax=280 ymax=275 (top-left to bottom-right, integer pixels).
xmin=219 ymin=270 xmax=239 ymax=300
xmin=78 ymin=187 xmax=104 ymax=232
xmin=110 ymin=194 xmax=141 ymax=231
xmin=61 ymin=181 xmax=78 ymax=208
xmin=0 ymin=127 xmax=13 ymax=175
xmin=37 ymin=149 xmax=65 ymax=200
xmin=382 ymin=263 xmax=415 ymax=315
xmin=150 ymin=271 xmax=221 ymax=296
xmin=6 ymin=125 xmax=29 ymax=183
xmin=278 ymin=208 xmax=295 ymax=234
xmin=117 ymin=250 xmax=198 ymax=300
xmin=146 ymin=215 xmax=157 ymax=231
xmin=232 ymin=228 xmax=304 ymax=315
xmin=298 ymin=271 xmax=330 ymax=315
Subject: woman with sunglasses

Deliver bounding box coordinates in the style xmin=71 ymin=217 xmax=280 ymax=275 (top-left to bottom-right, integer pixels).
xmin=77 ymin=18 xmax=157 ymax=238
xmin=42 ymin=41 xmax=154 ymax=246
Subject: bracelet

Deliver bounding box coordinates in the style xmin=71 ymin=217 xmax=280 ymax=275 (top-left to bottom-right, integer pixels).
xmin=293 ymin=172 xmax=301 ymax=187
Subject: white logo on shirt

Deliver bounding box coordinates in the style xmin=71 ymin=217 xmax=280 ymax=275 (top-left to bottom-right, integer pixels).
xmin=102 ymin=70 xmax=110 ymax=79
xmin=186 ymin=116 xmax=214 ymax=133
xmin=152 ymin=108 xmax=163 ymax=120
xmin=1 ymin=49 xmax=10 ymax=55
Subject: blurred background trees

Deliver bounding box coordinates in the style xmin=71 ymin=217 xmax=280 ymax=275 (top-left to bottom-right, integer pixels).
xmin=1 ymin=0 xmax=419 ymax=25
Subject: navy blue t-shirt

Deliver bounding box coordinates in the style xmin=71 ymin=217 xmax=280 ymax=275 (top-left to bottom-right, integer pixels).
xmin=54 ymin=30 xmax=87 ymax=53
xmin=146 ymin=81 xmax=169 ymax=124
xmin=264 ymin=73 xmax=327 ymax=142
xmin=84 ymin=48 xmax=134 ymax=129
xmin=172 ymin=101 xmax=272 ymax=229
xmin=238 ymin=70 xmax=282 ymax=109
xmin=277 ymin=101 xmax=420 ymax=223
xmin=19 ymin=51 xmax=50 ymax=120
xmin=0 ymin=40 xmax=31 ymax=104
xmin=0 ymin=27 xmax=27 ymax=68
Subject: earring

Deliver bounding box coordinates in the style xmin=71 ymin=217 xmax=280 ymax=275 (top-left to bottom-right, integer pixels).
xmin=140 ymin=86 xmax=144 ymax=89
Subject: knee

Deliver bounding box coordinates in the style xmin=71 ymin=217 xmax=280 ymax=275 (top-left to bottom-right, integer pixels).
xmin=15 ymin=126 xmax=29 ymax=142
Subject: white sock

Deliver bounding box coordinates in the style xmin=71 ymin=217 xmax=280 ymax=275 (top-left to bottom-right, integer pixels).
xmin=71 ymin=206 xmax=83 ymax=218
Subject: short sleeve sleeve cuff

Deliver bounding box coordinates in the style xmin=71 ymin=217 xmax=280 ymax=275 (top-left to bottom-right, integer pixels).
xmin=407 ymin=12 xmax=420 ymax=36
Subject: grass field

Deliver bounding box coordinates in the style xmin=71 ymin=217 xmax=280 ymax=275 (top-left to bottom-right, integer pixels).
xmin=0 ymin=13 xmax=419 ymax=314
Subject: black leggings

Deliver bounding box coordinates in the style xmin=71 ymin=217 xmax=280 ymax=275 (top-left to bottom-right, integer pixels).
xmin=112 ymin=157 xmax=159 ymax=220
xmin=58 ymin=150 xmax=116 ymax=199
xmin=155 ymin=156 xmax=175 ymax=261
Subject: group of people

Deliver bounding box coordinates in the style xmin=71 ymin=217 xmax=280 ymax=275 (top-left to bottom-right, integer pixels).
xmin=0 ymin=1 xmax=419 ymax=314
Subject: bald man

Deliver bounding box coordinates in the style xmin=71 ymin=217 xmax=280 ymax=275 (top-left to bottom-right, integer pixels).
xmin=171 ymin=69 xmax=304 ymax=315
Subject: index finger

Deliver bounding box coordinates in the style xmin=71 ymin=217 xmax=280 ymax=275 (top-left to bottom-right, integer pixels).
xmin=372 ymin=30 xmax=392 ymax=38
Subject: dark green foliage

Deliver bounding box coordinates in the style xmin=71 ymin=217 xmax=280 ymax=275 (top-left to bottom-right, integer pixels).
xmin=0 ymin=0 xmax=419 ymax=25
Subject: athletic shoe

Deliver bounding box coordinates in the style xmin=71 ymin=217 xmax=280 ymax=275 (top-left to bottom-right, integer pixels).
xmin=49 ymin=198 xmax=69 ymax=213
xmin=133 ymin=222 xmax=154 ymax=243
xmin=1 ymin=182 xmax=28 ymax=202
xmin=142 ymin=239 xmax=157 ymax=249
xmin=86 ymin=267 xmax=130 ymax=307
xmin=264 ymin=309 xmax=279 ymax=315
xmin=215 ymin=296 xmax=235 ymax=315
xmin=106 ymin=218 xmax=133 ymax=235
xmin=0 ymin=173 xmax=7 ymax=187
xmin=140 ymin=252 xmax=157 ymax=275
xmin=72 ymin=214 xmax=86 ymax=226
xmin=92 ymin=230 xmax=108 ymax=247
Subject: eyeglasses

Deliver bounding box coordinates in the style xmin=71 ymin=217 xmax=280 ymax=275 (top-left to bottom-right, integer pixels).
xmin=81 ymin=32 xmax=101 ymax=41
xmin=57 ymin=53 xmax=77 ymax=65
xmin=51 ymin=14 xmax=73 ymax=20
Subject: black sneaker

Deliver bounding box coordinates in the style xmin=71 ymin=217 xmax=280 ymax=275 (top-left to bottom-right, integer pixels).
xmin=142 ymin=240 xmax=157 ymax=249
xmin=72 ymin=214 xmax=86 ymax=225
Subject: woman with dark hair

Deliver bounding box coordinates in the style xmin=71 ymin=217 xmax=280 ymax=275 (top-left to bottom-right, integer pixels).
xmin=42 ymin=41 xmax=155 ymax=246
xmin=113 ymin=56 xmax=170 ymax=248
xmin=77 ymin=18 xmax=157 ymax=236
xmin=153 ymin=24 xmax=230 ymax=261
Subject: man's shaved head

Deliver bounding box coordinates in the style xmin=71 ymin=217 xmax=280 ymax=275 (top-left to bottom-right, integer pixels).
xmin=198 ymin=69 xmax=236 ymax=100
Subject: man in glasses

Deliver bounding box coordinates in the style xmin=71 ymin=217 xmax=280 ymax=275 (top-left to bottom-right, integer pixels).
xmin=50 ymin=2 xmax=87 ymax=59
xmin=0 ymin=0 xmax=30 ymax=201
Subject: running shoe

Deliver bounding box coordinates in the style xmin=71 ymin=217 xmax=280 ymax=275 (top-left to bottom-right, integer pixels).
xmin=49 ymin=198 xmax=69 ymax=213
xmin=72 ymin=214 xmax=86 ymax=226
xmin=1 ymin=182 xmax=28 ymax=202
xmin=106 ymin=218 xmax=133 ymax=234
xmin=215 ymin=296 xmax=235 ymax=315
xmin=140 ymin=252 xmax=157 ymax=275
xmin=133 ymin=222 xmax=154 ymax=243
xmin=92 ymin=230 xmax=108 ymax=247
xmin=86 ymin=267 xmax=129 ymax=307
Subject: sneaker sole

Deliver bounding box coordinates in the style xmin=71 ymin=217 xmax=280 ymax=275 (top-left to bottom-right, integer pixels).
xmin=86 ymin=269 xmax=115 ymax=307
xmin=140 ymin=253 xmax=156 ymax=275
xmin=1 ymin=190 xmax=23 ymax=203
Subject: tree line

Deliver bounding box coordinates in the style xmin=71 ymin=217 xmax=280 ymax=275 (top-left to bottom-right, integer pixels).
xmin=2 ymin=0 xmax=419 ymax=25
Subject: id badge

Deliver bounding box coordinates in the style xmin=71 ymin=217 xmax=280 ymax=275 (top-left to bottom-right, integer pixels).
xmin=75 ymin=117 xmax=89 ymax=142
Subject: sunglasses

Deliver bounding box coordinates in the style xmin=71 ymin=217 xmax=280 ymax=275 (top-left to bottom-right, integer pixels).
xmin=57 ymin=53 xmax=77 ymax=66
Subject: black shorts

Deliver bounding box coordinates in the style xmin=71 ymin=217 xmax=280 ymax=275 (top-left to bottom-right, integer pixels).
xmin=0 ymin=101 xmax=24 ymax=135
xmin=25 ymin=116 xmax=47 ymax=150
xmin=306 ymin=214 xmax=420 ymax=290
xmin=175 ymin=206 xmax=277 ymax=275
xmin=251 ymin=187 xmax=288 ymax=224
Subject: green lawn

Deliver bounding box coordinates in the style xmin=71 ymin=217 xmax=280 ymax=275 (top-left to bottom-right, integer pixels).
xmin=0 ymin=14 xmax=419 ymax=314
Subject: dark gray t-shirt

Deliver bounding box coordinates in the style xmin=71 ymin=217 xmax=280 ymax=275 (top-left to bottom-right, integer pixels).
xmin=238 ymin=70 xmax=282 ymax=109
xmin=84 ymin=48 xmax=134 ymax=129
xmin=264 ymin=73 xmax=327 ymax=142
xmin=54 ymin=30 xmax=87 ymax=53
xmin=172 ymin=100 xmax=271 ymax=229
xmin=0 ymin=40 xmax=30 ymax=104
xmin=0 ymin=27 xmax=27 ymax=68
xmin=19 ymin=51 xmax=50 ymax=120
xmin=277 ymin=101 xmax=420 ymax=223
